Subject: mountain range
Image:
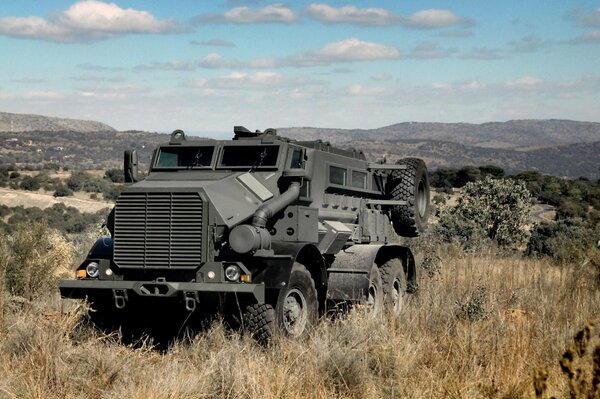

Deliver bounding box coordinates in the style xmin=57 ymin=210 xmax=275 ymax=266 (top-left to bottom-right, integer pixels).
xmin=0 ymin=112 xmax=598 ymax=178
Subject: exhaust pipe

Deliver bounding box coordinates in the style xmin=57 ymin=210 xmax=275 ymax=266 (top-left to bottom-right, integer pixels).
xmin=229 ymin=181 xmax=301 ymax=254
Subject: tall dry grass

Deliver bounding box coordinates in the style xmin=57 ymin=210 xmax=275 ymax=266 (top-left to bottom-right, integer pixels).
xmin=0 ymin=250 xmax=598 ymax=398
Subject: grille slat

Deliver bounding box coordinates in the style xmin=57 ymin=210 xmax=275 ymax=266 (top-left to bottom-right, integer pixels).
xmin=114 ymin=192 xmax=203 ymax=269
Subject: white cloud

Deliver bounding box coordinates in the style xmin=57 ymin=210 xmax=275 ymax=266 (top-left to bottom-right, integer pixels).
xmin=571 ymin=30 xmax=600 ymax=44
xmin=0 ymin=1 xmax=181 ymax=42
xmin=306 ymin=4 xmax=398 ymax=26
xmin=461 ymin=47 xmax=503 ymax=60
xmin=569 ymin=7 xmax=600 ymax=27
xmin=405 ymin=9 xmax=472 ymax=29
xmin=135 ymin=60 xmax=197 ymax=71
xmin=507 ymin=34 xmax=550 ymax=53
xmin=190 ymin=38 xmax=235 ymax=47
xmin=288 ymin=38 xmax=400 ymax=66
xmin=23 ymin=91 xmax=64 ymax=100
xmin=432 ymin=82 xmax=450 ymax=89
xmin=408 ymin=42 xmax=456 ymax=59
xmin=199 ymin=4 xmax=298 ymax=24
xmin=184 ymin=71 xmax=302 ymax=91
xmin=371 ymin=73 xmax=392 ymax=81
xmin=346 ymin=84 xmax=388 ymax=96
xmin=199 ymin=53 xmax=226 ymax=69
xmin=505 ymin=76 xmax=544 ymax=88
xmin=461 ymin=80 xmax=485 ymax=90
xmin=305 ymin=4 xmax=472 ymax=29
xmin=437 ymin=30 xmax=473 ymax=38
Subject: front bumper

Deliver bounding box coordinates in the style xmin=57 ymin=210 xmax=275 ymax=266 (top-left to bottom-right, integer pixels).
xmin=60 ymin=279 xmax=265 ymax=310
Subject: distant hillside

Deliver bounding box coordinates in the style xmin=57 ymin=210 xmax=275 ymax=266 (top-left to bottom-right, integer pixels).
xmin=348 ymin=139 xmax=600 ymax=178
xmin=278 ymin=119 xmax=600 ymax=150
xmin=0 ymin=117 xmax=598 ymax=178
xmin=0 ymin=112 xmax=116 ymax=133
xmin=0 ymin=130 xmax=168 ymax=170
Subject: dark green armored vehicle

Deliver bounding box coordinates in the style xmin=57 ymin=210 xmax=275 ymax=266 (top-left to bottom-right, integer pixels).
xmin=60 ymin=127 xmax=430 ymax=340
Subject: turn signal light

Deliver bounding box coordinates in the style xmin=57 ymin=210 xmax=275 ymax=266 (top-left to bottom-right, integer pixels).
xmin=76 ymin=270 xmax=87 ymax=279
xmin=240 ymin=274 xmax=251 ymax=283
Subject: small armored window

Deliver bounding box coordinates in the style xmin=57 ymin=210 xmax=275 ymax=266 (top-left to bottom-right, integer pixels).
xmin=300 ymin=180 xmax=311 ymax=198
xmin=290 ymin=149 xmax=303 ymax=168
xmin=351 ymin=170 xmax=367 ymax=189
xmin=329 ymin=165 xmax=346 ymax=185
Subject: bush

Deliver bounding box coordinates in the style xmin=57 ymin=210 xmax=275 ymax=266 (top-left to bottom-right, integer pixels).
xmin=435 ymin=176 xmax=533 ymax=249
xmin=19 ymin=176 xmax=41 ymax=191
xmin=103 ymin=185 xmax=123 ymax=201
xmin=0 ymin=222 xmax=74 ymax=301
xmin=104 ymin=168 xmax=125 ymax=183
xmin=53 ymin=184 xmax=74 ymax=197
xmin=527 ymin=218 xmax=599 ymax=264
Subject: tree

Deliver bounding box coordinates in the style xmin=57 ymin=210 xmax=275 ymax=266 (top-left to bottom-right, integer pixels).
xmin=436 ymin=176 xmax=533 ymax=248
xmin=454 ymin=166 xmax=482 ymax=188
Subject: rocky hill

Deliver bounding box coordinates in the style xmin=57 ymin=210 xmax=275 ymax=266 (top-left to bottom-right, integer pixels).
xmin=0 ymin=114 xmax=598 ymax=178
xmin=278 ymin=119 xmax=600 ymax=150
xmin=0 ymin=112 xmax=116 ymax=133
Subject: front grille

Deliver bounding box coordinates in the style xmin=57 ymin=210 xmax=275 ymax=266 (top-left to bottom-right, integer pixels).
xmin=114 ymin=192 xmax=204 ymax=269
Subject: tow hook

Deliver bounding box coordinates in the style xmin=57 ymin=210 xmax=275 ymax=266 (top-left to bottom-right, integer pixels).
xmin=184 ymin=291 xmax=199 ymax=312
xmin=113 ymin=289 xmax=128 ymax=309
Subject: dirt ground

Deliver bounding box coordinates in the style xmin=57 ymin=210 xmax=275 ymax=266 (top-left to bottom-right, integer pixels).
xmin=0 ymin=187 xmax=112 ymax=213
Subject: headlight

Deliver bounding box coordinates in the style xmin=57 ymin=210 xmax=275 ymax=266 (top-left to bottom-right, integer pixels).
xmin=85 ymin=262 xmax=100 ymax=278
xmin=224 ymin=265 xmax=241 ymax=282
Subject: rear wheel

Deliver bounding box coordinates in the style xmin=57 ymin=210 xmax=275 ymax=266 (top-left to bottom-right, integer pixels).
xmin=364 ymin=264 xmax=383 ymax=316
xmin=379 ymin=259 xmax=407 ymax=313
xmin=274 ymin=262 xmax=318 ymax=337
xmin=386 ymin=158 xmax=430 ymax=237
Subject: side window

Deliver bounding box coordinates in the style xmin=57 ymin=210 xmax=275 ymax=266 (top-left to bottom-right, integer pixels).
xmin=290 ymin=149 xmax=303 ymax=168
xmin=300 ymin=180 xmax=310 ymax=198
xmin=351 ymin=170 xmax=367 ymax=189
xmin=329 ymin=165 xmax=346 ymax=185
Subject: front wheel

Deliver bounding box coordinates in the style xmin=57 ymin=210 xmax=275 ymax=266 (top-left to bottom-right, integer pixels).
xmin=274 ymin=262 xmax=318 ymax=337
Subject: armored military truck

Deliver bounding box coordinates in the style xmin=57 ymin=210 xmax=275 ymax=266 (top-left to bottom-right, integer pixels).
xmin=60 ymin=127 xmax=430 ymax=341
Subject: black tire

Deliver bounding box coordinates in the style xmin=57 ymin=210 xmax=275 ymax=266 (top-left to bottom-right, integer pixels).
xmin=364 ymin=264 xmax=383 ymax=316
xmin=379 ymin=259 xmax=407 ymax=313
xmin=274 ymin=262 xmax=318 ymax=337
xmin=244 ymin=303 xmax=276 ymax=345
xmin=386 ymin=158 xmax=430 ymax=237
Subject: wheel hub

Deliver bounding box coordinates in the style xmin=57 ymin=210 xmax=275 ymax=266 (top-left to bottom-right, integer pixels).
xmin=282 ymin=288 xmax=307 ymax=335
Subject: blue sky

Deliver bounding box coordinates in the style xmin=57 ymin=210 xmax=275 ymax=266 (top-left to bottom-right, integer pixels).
xmin=1 ymin=1 xmax=599 ymax=136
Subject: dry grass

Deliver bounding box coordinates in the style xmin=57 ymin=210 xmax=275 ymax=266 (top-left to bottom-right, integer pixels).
xmin=0 ymin=252 xmax=598 ymax=398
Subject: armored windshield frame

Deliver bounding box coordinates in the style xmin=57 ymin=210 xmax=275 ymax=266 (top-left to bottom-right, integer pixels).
xmin=217 ymin=144 xmax=281 ymax=170
xmin=153 ymin=145 xmax=216 ymax=170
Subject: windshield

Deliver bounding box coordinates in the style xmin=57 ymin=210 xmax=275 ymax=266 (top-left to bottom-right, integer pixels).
xmin=155 ymin=146 xmax=215 ymax=169
xmin=219 ymin=145 xmax=279 ymax=168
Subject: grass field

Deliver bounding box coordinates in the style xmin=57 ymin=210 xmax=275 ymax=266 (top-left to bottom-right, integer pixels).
xmin=1 ymin=248 xmax=598 ymax=398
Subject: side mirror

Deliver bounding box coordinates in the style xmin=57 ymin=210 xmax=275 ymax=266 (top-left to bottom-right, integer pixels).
xmin=124 ymin=149 xmax=139 ymax=183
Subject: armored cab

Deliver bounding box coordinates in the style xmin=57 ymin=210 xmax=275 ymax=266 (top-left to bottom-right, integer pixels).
xmin=60 ymin=127 xmax=430 ymax=341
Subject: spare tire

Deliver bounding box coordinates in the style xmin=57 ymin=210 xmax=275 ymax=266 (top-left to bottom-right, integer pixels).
xmin=386 ymin=158 xmax=430 ymax=237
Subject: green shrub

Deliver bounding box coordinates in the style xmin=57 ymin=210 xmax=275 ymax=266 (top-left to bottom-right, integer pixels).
xmin=104 ymin=168 xmax=125 ymax=183
xmin=0 ymin=222 xmax=74 ymax=301
xmin=53 ymin=184 xmax=74 ymax=197
xmin=527 ymin=218 xmax=599 ymax=264
xmin=19 ymin=176 xmax=41 ymax=191
xmin=435 ymin=176 xmax=533 ymax=249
